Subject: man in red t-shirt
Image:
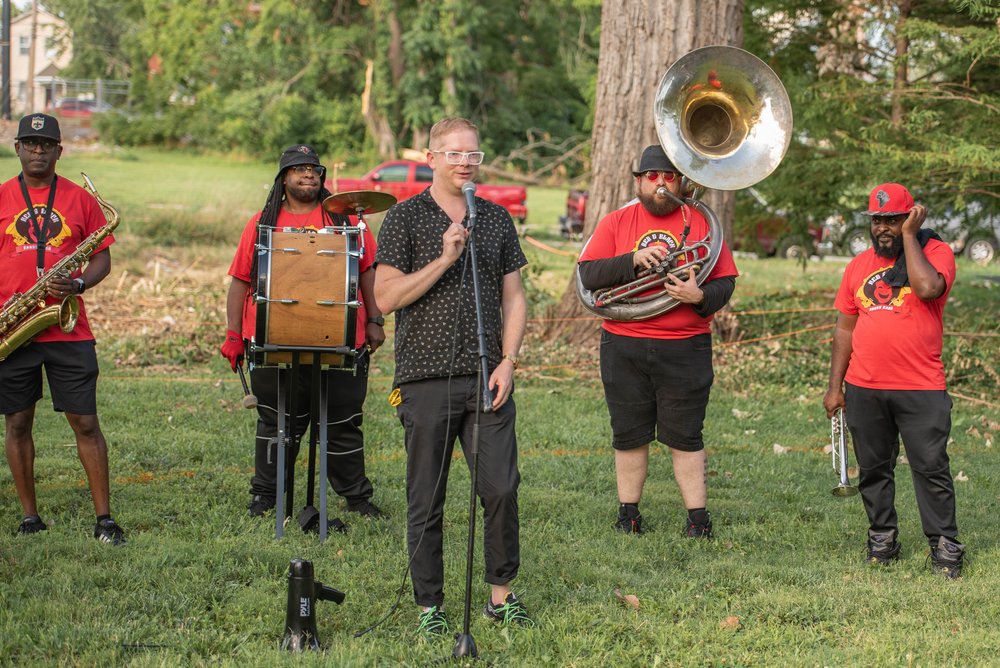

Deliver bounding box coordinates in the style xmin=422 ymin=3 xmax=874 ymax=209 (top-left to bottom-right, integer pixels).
xmin=0 ymin=113 xmax=125 ymax=544
xmin=578 ymin=144 xmax=738 ymax=537
xmin=824 ymin=183 xmax=964 ymax=578
xmin=221 ymin=144 xmax=386 ymax=522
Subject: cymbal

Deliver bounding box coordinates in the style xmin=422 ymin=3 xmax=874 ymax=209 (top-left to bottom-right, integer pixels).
xmin=322 ymin=190 xmax=397 ymax=215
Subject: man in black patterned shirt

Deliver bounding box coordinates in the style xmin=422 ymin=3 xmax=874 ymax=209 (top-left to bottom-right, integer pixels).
xmin=375 ymin=117 xmax=531 ymax=635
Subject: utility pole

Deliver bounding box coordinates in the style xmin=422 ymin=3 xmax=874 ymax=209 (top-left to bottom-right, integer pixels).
xmin=27 ymin=0 xmax=37 ymax=111
xmin=1 ymin=0 xmax=11 ymax=119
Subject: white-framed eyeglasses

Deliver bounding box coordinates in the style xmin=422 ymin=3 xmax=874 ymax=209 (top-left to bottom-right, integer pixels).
xmin=430 ymin=150 xmax=485 ymax=166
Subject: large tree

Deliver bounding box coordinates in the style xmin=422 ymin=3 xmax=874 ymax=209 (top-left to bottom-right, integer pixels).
xmin=546 ymin=0 xmax=745 ymax=342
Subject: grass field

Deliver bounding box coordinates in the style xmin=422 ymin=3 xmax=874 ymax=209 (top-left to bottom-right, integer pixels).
xmin=1 ymin=148 xmax=999 ymax=666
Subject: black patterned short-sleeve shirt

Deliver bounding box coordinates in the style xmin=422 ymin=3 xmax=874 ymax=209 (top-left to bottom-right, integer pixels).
xmin=376 ymin=188 xmax=528 ymax=385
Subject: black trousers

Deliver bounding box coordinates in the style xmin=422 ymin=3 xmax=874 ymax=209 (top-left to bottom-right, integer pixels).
xmin=249 ymin=360 xmax=374 ymax=505
xmin=845 ymin=383 xmax=957 ymax=547
xmin=396 ymin=375 xmax=520 ymax=608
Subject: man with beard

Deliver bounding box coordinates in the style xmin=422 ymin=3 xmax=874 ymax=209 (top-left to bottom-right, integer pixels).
xmin=577 ymin=144 xmax=738 ymax=537
xmin=824 ymin=183 xmax=964 ymax=578
xmin=221 ymin=144 xmax=386 ymax=522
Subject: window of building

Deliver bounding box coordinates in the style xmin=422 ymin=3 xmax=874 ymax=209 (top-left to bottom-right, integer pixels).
xmin=19 ymin=36 xmax=30 ymax=56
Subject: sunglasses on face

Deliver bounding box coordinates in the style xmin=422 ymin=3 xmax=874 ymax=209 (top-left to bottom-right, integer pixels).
xmin=289 ymin=164 xmax=324 ymax=176
xmin=20 ymin=138 xmax=60 ymax=151
xmin=641 ymin=170 xmax=679 ymax=183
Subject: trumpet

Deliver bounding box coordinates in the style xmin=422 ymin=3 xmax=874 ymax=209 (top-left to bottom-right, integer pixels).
xmin=831 ymin=408 xmax=859 ymax=497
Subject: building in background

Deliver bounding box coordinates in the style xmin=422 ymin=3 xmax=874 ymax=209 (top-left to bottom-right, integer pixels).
xmin=9 ymin=7 xmax=72 ymax=115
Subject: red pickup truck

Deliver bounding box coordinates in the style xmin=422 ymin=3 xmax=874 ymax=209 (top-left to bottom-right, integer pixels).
xmin=331 ymin=160 xmax=527 ymax=225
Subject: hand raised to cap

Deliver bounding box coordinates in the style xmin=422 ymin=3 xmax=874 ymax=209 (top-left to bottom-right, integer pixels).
xmin=902 ymin=204 xmax=927 ymax=235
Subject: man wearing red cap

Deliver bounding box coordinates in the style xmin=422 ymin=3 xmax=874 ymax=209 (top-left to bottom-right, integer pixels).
xmin=824 ymin=183 xmax=964 ymax=578
xmin=578 ymin=144 xmax=739 ymax=538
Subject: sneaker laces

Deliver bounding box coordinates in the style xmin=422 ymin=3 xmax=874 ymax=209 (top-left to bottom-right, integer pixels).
xmin=487 ymin=594 xmax=534 ymax=626
xmin=417 ymin=606 xmax=449 ymax=636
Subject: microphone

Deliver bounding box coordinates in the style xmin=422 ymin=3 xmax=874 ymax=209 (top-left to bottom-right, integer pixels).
xmin=462 ymin=182 xmax=477 ymax=227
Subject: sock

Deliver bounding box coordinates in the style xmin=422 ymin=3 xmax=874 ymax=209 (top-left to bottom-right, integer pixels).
xmin=96 ymin=514 xmax=111 ymax=523
xmin=688 ymin=508 xmax=709 ymax=525
xmin=619 ymin=502 xmax=640 ymax=517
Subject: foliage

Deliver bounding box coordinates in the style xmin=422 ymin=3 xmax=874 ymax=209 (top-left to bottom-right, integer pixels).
xmin=46 ymin=0 xmax=599 ymax=169
xmin=41 ymin=0 xmax=144 ymax=80
xmin=1 ymin=152 xmax=998 ymax=664
xmin=744 ymin=0 xmax=1000 ymax=231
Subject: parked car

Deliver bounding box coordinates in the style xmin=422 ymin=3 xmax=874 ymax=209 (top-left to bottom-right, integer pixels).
xmin=827 ymin=203 xmax=999 ymax=265
xmin=332 ymin=160 xmax=528 ymax=225
xmin=560 ymin=189 xmax=824 ymax=257
xmin=732 ymin=216 xmax=825 ymax=259
xmin=558 ymin=189 xmax=587 ymax=240
xmin=50 ymin=98 xmax=113 ymax=118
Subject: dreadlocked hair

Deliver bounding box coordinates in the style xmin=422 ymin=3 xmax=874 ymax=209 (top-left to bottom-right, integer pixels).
xmin=248 ymin=174 xmax=348 ymax=293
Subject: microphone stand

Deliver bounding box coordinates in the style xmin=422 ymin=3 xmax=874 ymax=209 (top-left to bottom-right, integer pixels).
xmin=453 ymin=189 xmax=493 ymax=661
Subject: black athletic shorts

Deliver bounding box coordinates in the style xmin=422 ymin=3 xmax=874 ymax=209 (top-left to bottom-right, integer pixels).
xmin=0 ymin=341 xmax=100 ymax=415
xmin=599 ymin=330 xmax=714 ymax=451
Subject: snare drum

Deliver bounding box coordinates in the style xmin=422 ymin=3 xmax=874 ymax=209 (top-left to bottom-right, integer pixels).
xmin=252 ymin=226 xmax=361 ymax=368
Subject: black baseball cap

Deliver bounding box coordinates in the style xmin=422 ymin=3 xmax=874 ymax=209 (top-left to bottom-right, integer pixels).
xmin=278 ymin=144 xmax=324 ymax=174
xmin=15 ymin=113 xmax=62 ymax=142
xmin=632 ymin=144 xmax=677 ymax=176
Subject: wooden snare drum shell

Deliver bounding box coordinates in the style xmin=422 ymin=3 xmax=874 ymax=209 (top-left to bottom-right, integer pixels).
xmin=253 ymin=227 xmax=359 ymax=368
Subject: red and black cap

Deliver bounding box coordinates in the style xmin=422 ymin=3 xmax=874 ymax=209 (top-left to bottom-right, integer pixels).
xmin=865 ymin=183 xmax=914 ymax=217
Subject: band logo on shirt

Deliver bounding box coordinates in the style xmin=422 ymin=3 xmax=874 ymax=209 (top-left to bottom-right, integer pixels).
xmin=5 ymin=206 xmax=71 ymax=249
xmin=856 ymin=267 xmax=909 ymax=310
xmin=635 ymin=230 xmax=679 ymax=253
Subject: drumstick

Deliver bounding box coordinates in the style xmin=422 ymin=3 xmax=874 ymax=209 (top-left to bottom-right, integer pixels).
xmin=237 ymin=363 xmax=258 ymax=409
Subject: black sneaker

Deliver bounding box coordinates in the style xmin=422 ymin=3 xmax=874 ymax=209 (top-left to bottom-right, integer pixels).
xmin=346 ymin=500 xmax=388 ymax=519
xmin=17 ymin=515 xmax=47 ymax=535
xmin=615 ymin=504 xmax=643 ymax=534
xmin=930 ymin=536 xmax=965 ymax=580
xmin=416 ymin=606 xmax=450 ymax=637
xmin=248 ymin=495 xmax=275 ymax=517
xmin=94 ymin=518 xmax=126 ymax=545
xmin=865 ymin=529 xmax=901 ymax=565
xmin=685 ymin=511 xmax=713 ymax=539
xmin=484 ymin=593 xmax=534 ymax=627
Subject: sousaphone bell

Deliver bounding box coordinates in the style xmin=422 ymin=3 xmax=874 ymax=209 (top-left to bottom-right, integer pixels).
xmin=577 ymin=45 xmax=793 ymax=321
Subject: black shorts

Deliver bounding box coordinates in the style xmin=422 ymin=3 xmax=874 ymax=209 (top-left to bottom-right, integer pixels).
xmin=0 ymin=341 xmax=100 ymax=415
xmin=599 ymin=330 xmax=714 ymax=451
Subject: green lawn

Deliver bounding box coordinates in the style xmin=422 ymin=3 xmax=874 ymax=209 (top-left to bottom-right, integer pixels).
xmin=1 ymin=149 xmax=999 ymax=666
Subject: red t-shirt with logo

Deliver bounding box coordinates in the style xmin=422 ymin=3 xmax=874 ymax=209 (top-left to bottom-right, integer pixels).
xmin=578 ymin=201 xmax=739 ymax=339
xmin=0 ymin=174 xmax=114 ymax=342
xmin=227 ymin=206 xmax=376 ymax=346
xmin=834 ymin=239 xmax=956 ymax=390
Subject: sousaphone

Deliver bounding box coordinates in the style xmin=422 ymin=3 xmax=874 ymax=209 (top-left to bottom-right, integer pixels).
xmin=577 ymin=45 xmax=793 ymax=321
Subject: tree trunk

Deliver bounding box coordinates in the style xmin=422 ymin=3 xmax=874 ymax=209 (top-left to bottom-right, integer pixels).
xmin=544 ymin=0 xmax=744 ymax=343
xmin=362 ymin=59 xmax=397 ymax=159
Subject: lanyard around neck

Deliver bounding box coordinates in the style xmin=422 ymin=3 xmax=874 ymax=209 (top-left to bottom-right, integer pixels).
xmin=18 ymin=173 xmax=59 ymax=278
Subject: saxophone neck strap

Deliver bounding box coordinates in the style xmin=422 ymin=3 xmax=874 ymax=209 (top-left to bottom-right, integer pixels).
xmin=17 ymin=173 xmax=58 ymax=278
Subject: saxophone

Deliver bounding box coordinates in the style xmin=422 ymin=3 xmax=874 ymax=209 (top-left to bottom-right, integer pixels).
xmin=0 ymin=173 xmax=120 ymax=361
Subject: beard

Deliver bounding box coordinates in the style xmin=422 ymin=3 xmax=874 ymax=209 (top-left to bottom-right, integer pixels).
xmin=871 ymin=231 xmax=904 ymax=258
xmin=638 ymin=188 xmax=682 ymax=217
